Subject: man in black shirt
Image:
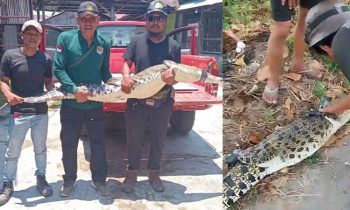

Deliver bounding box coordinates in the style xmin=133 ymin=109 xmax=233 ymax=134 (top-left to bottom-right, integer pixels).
xmin=121 ymin=0 xmax=181 ymax=193
xmin=0 ymin=20 xmax=54 ymax=205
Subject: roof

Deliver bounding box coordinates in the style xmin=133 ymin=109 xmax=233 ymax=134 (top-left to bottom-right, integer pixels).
xmin=177 ymin=0 xmax=222 ymax=11
xmin=31 ymin=0 xmax=216 ymax=20
xmin=32 ymin=0 xmax=152 ymax=20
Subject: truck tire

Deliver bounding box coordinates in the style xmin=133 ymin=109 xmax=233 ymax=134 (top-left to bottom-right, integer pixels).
xmin=170 ymin=111 xmax=195 ymax=134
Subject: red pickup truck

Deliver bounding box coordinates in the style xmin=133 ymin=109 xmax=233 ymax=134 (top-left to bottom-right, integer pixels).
xmin=41 ymin=21 xmax=222 ymax=134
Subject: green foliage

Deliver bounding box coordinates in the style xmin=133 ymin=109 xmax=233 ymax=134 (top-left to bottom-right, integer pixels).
xmin=223 ymin=0 xmax=271 ymax=29
xmin=319 ymin=56 xmax=341 ymax=73
xmin=304 ymin=153 xmax=321 ymax=166
xmin=313 ymin=81 xmax=327 ymax=99
xmin=263 ymin=108 xmax=277 ymax=124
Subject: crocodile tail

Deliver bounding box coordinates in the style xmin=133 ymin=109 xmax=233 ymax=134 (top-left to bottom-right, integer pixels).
xmin=223 ymin=162 xmax=267 ymax=208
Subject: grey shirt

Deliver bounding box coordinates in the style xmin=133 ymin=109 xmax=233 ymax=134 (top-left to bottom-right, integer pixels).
xmin=332 ymin=21 xmax=350 ymax=80
xmin=0 ymin=48 xmax=52 ymax=114
xmin=123 ymin=32 xmax=181 ymax=73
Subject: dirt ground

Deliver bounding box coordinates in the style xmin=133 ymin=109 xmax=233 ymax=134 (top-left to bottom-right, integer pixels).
xmin=223 ymin=20 xmax=350 ymax=210
xmin=0 ymin=94 xmax=223 ymax=210
xmin=233 ymin=135 xmax=350 ymax=210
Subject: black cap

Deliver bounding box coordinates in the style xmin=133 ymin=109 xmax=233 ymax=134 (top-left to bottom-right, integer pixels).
xmin=147 ymin=0 xmax=168 ymax=16
xmin=78 ymin=1 xmax=98 ymax=17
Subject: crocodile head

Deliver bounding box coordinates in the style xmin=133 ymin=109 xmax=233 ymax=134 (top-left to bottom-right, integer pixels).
xmin=163 ymin=60 xmax=222 ymax=84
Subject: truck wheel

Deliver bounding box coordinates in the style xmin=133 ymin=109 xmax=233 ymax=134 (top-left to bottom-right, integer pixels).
xmin=170 ymin=111 xmax=195 ymax=134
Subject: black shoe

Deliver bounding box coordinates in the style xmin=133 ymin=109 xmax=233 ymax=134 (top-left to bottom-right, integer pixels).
xmin=36 ymin=175 xmax=53 ymax=197
xmin=91 ymin=181 xmax=111 ymax=196
xmin=0 ymin=181 xmax=13 ymax=205
xmin=59 ymin=180 xmax=76 ymax=197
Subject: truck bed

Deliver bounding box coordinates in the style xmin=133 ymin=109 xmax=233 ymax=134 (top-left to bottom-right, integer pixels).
xmin=103 ymin=82 xmax=222 ymax=112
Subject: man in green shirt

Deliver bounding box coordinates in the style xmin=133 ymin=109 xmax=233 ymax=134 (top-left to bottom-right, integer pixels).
xmin=53 ymin=1 xmax=111 ymax=197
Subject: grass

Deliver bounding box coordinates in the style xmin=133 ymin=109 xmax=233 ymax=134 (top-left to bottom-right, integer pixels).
xmin=304 ymin=153 xmax=321 ymax=166
xmin=223 ymin=0 xmax=271 ymax=30
xmin=313 ymin=81 xmax=327 ymax=99
xmin=263 ymin=108 xmax=277 ymax=124
xmin=318 ymin=55 xmax=341 ymax=74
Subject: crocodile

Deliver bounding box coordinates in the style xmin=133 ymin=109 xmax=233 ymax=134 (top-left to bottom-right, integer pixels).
xmin=21 ymin=60 xmax=221 ymax=104
xmin=223 ymin=110 xmax=350 ymax=209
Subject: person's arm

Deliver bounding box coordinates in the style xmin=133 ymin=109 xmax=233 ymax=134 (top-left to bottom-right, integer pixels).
xmin=161 ymin=41 xmax=181 ymax=85
xmin=281 ymin=0 xmax=299 ymax=8
xmin=53 ymin=33 xmax=78 ymax=93
xmin=121 ymin=59 xmax=135 ymax=94
xmin=44 ymin=55 xmax=54 ymax=91
xmin=323 ymin=29 xmax=350 ymax=114
xmin=44 ymin=78 xmax=54 ymax=91
xmin=322 ymin=95 xmax=350 ymax=115
xmin=53 ymin=33 xmax=88 ymax=102
xmin=121 ymin=37 xmax=136 ymax=94
xmin=0 ymin=76 xmax=23 ymax=105
xmin=0 ymin=52 xmax=23 ymax=105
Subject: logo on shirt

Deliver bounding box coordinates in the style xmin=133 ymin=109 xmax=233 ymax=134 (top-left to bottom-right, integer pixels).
xmin=56 ymin=45 xmax=63 ymax=53
xmin=96 ymin=45 xmax=103 ymax=55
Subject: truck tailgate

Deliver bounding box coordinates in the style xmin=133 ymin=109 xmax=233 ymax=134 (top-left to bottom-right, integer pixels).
xmin=103 ymin=83 xmax=222 ymax=112
xmin=172 ymin=83 xmax=222 ymax=110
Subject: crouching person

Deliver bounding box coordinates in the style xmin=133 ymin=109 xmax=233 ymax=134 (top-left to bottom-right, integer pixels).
xmin=305 ymin=1 xmax=350 ymax=114
xmin=0 ymin=20 xmax=54 ymax=205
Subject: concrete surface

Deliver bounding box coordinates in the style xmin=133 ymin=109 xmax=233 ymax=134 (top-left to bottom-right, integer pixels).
xmin=236 ymin=137 xmax=350 ymax=210
xmin=0 ymin=103 xmax=223 ymax=210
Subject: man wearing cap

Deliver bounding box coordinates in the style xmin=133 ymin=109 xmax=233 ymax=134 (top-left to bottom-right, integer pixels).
xmin=305 ymin=0 xmax=350 ymax=114
xmin=0 ymin=19 xmax=54 ymax=205
xmin=53 ymin=1 xmax=112 ymax=196
xmin=121 ymin=0 xmax=181 ymax=193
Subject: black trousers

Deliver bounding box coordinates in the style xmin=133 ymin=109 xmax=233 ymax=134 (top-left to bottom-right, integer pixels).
xmin=125 ymin=98 xmax=174 ymax=170
xmin=60 ymin=104 xmax=107 ymax=182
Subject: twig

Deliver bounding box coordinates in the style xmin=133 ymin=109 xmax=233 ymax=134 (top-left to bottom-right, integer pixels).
xmin=289 ymin=89 xmax=301 ymax=102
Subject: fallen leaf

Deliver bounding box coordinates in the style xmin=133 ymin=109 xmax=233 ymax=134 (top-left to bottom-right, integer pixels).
xmin=247 ymin=131 xmax=264 ymax=144
xmin=308 ymin=59 xmax=325 ymax=71
xmin=283 ymin=98 xmax=292 ymax=110
xmin=230 ymin=22 xmax=244 ymax=32
xmin=284 ymin=73 xmax=302 ymax=81
xmin=284 ymin=109 xmax=294 ymax=120
xmin=232 ymin=96 xmax=245 ymax=112
xmin=326 ymin=88 xmax=345 ymax=99
xmin=234 ymin=54 xmax=246 ymax=67
xmin=223 ymin=30 xmax=239 ymax=42
xmin=326 ymin=84 xmax=347 ymax=99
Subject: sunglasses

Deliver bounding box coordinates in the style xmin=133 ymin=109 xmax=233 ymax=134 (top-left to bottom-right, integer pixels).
xmin=147 ymin=15 xmax=166 ymax=23
xmin=23 ymin=32 xmax=41 ymax=38
xmin=79 ymin=17 xmax=98 ymax=23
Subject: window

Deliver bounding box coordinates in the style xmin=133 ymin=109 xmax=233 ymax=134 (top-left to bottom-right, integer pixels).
xmin=97 ymin=25 xmax=145 ymax=48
